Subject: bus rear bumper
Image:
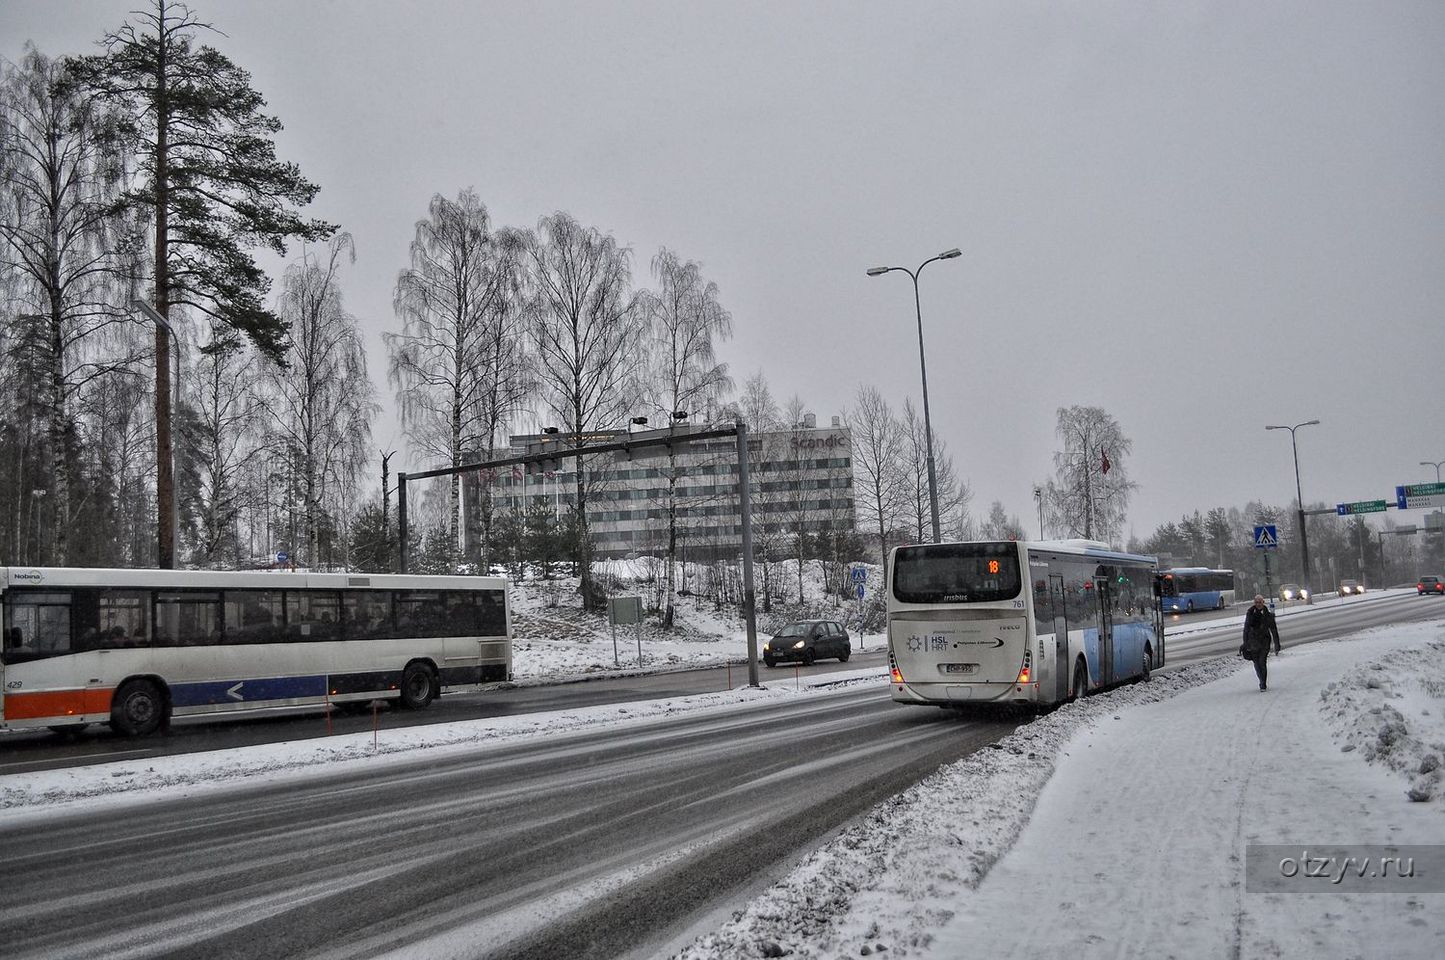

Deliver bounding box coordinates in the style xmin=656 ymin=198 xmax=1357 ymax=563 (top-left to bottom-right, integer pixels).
xmin=890 ymin=680 xmax=1038 ymax=706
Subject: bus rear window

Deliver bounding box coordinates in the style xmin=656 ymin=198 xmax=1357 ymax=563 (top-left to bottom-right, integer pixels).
xmin=892 ymin=543 xmax=1022 ymax=603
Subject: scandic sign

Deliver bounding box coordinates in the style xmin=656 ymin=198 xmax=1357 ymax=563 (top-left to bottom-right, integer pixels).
xmin=790 ymin=434 xmax=849 ymax=450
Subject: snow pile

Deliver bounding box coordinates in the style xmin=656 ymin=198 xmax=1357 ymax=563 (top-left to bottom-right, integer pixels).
xmin=1318 ymin=632 xmax=1445 ymax=802
xmin=674 ymin=655 xmax=1251 ymax=960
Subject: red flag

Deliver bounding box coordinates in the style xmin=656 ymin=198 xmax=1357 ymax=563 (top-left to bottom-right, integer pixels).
xmin=1101 ymin=448 xmax=1111 ymax=475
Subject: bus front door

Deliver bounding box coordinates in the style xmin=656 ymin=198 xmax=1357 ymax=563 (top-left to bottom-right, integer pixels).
xmin=1094 ymin=576 xmax=1114 ymax=685
xmin=1050 ymin=575 xmax=1069 ymax=701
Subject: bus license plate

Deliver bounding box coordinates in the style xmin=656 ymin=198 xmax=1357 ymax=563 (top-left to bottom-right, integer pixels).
xmin=943 ymin=663 xmax=977 ymax=674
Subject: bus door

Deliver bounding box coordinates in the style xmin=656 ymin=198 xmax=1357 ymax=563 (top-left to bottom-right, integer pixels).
xmin=1094 ymin=575 xmax=1114 ymax=685
xmin=1049 ymin=574 xmax=1069 ymax=701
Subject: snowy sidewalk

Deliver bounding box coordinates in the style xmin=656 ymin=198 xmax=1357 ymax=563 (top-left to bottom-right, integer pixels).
xmin=933 ymin=623 xmax=1445 ymax=960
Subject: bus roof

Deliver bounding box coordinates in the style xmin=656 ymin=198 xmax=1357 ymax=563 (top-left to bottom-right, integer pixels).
xmin=890 ymin=539 xmax=1157 ymax=566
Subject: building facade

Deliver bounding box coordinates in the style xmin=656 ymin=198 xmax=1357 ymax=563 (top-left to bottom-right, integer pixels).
xmin=462 ymin=418 xmax=854 ymax=560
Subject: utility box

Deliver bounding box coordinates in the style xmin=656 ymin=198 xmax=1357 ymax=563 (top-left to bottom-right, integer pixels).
xmin=608 ymin=596 xmax=643 ymax=626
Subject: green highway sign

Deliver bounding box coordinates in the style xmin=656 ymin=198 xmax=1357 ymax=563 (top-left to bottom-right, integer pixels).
xmin=1397 ymin=482 xmax=1445 ymax=511
xmin=1336 ymin=500 xmax=1388 ymax=516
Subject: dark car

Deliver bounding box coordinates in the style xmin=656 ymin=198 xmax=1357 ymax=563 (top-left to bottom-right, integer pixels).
xmin=763 ymin=620 xmax=851 ymax=667
xmin=1419 ymin=576 xmax=1444 ymax=596
xmin=1338 ymin=579 xmax=1364 ymax=596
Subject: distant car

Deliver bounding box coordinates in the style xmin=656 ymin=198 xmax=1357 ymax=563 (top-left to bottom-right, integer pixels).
xmin=1280 ymin=583 xmax=1310 ymax=601
xmin=762 ymin=620 xmax=851 ymax=667
xmin=1419 ymin=576 xmax=1444 ymax=596
xmin=1338 ymin=579 xmax=1364 ymax=596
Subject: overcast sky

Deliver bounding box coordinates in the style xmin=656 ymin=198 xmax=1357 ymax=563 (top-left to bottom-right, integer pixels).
xmin=4 ymin=0 xmax=1442 ymax=539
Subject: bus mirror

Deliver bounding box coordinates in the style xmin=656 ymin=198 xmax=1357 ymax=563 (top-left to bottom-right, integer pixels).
xmin=1152 ymin=576 xmax=1163 ymax=598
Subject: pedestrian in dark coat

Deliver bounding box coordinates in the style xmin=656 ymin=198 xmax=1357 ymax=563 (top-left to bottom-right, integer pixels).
xmin=1241 ymin=594 xmax=1281 ymax=691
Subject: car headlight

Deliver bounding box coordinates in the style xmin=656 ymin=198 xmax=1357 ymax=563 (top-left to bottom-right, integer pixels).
xmin=1301 ymin=590 xmax=1310 ymax=599
xmin=763 ymin=641 xmax=771 ymax=650
xmin=792 ymin=640 xmax=806 ymax=650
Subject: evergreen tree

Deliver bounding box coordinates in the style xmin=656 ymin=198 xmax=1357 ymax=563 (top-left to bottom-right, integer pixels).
xmin=71 ymin=0 xmax=333 ymax=567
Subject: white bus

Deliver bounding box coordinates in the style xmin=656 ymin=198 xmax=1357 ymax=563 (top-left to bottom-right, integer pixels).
xmin=887 ymin=540 xmax=1163 ymax=709
xmin=0 ymin=567 xmax=511 ymax=736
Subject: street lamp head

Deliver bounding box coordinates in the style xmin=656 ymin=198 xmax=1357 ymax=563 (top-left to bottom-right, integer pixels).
xmin=672 ymin=410 xmax=689 ymax=421
xmin=1302 ymin=419 xmax=1321 ymax=427
xmin=939 ymin=248 xmax=962 ymax=259
xmin=630 ymin=416 xmax=648 ymax=426
xmin=541 ymin=426 xmax=560 ymax=435
xmin=865 ymin=266 xmax=890 ymax=277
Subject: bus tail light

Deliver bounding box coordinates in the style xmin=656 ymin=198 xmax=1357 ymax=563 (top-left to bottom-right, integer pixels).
xmin=1016 ymin=648 xmax=1032 ymax=685
xmin=889 ymin=650 xmax=904 ymax=684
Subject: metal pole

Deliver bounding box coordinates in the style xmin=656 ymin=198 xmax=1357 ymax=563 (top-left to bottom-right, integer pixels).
xmin=397 ymin=472 xmax=409 ymax=574
xmin=868 ymin=250 xmax=959 ymax=544
xmin=1267 ymin=421 xmax=1318 ymax=604
xmin=736 ymin=422 xmax=760 ymax=687
xmin=910 ymin=272 xmax=942 ymax=544
xmin=1288 ymin=430 xmax=1313 ymax=604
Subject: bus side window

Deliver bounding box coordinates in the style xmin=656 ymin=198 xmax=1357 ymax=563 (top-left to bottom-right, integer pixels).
xmin=3 ymin=594 xmax=72 ymax=661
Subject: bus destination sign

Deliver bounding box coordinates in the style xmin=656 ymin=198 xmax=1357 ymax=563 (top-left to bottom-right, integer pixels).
xmin=1336 ymin=500 xmax=1388 ymax=516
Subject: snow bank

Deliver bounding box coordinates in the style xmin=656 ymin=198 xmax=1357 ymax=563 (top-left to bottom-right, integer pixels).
xmin=1318 ymin=634 xmax=1445 ymax=802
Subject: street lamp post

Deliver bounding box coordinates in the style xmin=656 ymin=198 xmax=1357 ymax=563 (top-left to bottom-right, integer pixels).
xmin=1266 ymin=419 xmax=1320 ymax=604
xmin=867 ymin=247 xmax=962 ymax=544
xmin=130 ymin=299 xmax=183 ymax=566
xmin=1421 ymin=460 xmax=1444 ymax=483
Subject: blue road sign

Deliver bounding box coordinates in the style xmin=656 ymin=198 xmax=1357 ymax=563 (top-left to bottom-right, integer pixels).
xmin=1253 ymin=525 xmax=1279 ymax=549
xmin=850 ymin=566 xmax=868 ymax=583
xmin=856 ymin=583 xmax=866 ymax=600
xmin=276 ymin=551 xmax=288 ymax=564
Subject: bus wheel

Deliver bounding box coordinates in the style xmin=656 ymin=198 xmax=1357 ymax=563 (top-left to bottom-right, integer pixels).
xmin=1141 ymin=646 xmax=1153 ymax=682
xmin=1071 ymin=661 xmax=1088 ymax=701
xmin=110 ymin=679 xmax=166 ymax=736
xmin=398 ymin=663 xmax=437 ymax=710
xmin=1186 ymin=600 xmax=1194 ymax=613
xmin=47 ymin=723 xmax=88 ymax=736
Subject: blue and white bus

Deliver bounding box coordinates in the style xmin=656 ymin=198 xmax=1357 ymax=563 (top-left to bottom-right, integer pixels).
xmin=1158 ymin=567 xmax=1235 ymax=613
xmin=0 ymin=567 xmax=511 ymax=736
xmin=887 ymin=540 xmax=1163 ymax=709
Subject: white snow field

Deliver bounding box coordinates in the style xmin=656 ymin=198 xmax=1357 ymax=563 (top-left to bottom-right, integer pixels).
xmin=678 ymin=617 xmax=1445 ymax=960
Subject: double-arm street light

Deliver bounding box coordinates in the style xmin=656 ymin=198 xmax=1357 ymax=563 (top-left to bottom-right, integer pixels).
xmin=1266 ymin=419 xmax=1320 ymax=604
xmin=867 ymin=247 xmax=962 ymax=544
xmin=1422 ymin=460 xmax=1444 ymax=483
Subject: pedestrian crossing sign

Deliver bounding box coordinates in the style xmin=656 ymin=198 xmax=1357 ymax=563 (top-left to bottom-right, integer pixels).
xmin=1253 ymin=525 xmax=1279 ymax=549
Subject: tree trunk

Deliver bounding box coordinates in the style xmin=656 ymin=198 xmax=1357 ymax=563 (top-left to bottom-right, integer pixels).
xmin=154 ymin=40 xmax=175 ymax=569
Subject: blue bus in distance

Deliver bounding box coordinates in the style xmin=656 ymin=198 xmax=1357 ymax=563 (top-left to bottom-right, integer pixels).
xmin=1159 ymin=568 xmax=1235 ymax=613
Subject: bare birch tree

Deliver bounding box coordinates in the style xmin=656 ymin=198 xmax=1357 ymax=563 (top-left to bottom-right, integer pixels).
xmin=261 ymin=234 xmax=376 ymax=568
xmin=639 ymin=248 xmax=733 ymax=627
xmin=386 ymin=189 xmax=526 ymax=563
xmin=0 ymin=46 xmax=137 ymax=564
xmin=900 ymin=397 xmax=972 ymax=545
xmin=523 ymin=211 xmax=643 ymax=610
xmin=178 ymin=324 xmax=261 ymax=566
xmin=1043 ymin=405 xmax=1136 ymax=544
xmin=847 ymin=385 xmax=906 ymax=580
xmin=738 ymin=370 xmax=784 ymax=611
